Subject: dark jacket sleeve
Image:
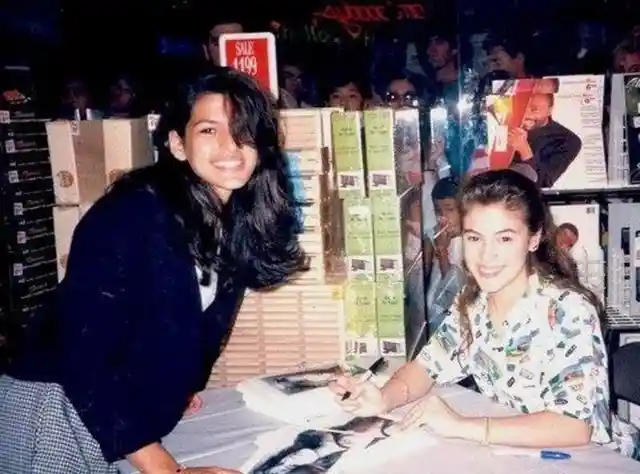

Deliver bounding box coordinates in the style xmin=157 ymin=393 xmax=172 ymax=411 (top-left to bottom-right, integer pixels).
xmin=532 ymin=121 xmax=582 ymax=188
xmin=54 ymin=189 xmax=159 ymax=462
xmin=194 ymin=287 xmax=246 ymax=393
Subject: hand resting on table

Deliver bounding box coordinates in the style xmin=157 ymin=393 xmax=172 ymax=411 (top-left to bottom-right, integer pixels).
xmin=330 ymin=375 xmax=466 ymax=439
xmin=390 ymin=394 xmax=464 ymax=438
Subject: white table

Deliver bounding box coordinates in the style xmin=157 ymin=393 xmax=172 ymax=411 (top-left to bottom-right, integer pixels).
xmin=118 ymin=386 xmax=640 ymax=474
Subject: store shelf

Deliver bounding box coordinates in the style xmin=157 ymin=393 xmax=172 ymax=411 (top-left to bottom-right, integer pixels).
xmin=542 ymin=185 xmax=640 ymax=202
xmin=605 ymin=309 xmax=640 ymax=330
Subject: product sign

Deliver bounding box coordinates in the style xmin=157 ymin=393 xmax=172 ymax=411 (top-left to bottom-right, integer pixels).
xmin=220 ymin=32 xmax=279 ymax=99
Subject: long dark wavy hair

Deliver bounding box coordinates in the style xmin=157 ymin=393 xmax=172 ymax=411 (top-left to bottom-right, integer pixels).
xmin=111 ymin=68 xmax=308 ymax=289
xmin=456 ymin=169 xmax=604 ymax=349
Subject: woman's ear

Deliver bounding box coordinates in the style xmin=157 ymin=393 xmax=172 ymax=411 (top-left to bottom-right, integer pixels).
xmin=168 ymin=131 xmax=187 ymax=162
xmin=529 ymin=230 xmax=542 ymax=252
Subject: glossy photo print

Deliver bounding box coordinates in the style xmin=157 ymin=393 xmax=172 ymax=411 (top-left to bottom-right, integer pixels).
xmin=261 ymin=364 xmax=364 ymax=396
xmin=245 ymin=416 xmax=397 ymax=474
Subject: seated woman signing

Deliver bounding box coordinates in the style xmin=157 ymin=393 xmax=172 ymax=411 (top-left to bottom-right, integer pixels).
xmin=331 ymin=169 xmax=638 ymax=459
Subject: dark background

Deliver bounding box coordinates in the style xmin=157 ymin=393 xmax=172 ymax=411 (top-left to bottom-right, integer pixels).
xmin=2 ymin=0 xmax=640 ymax=110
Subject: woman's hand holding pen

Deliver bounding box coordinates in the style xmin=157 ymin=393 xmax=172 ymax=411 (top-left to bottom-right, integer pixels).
xmin=328 ymin=374 xmax=387 ymax=417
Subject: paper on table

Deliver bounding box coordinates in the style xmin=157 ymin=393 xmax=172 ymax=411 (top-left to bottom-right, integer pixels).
xmin=241 ymin=416 xmax=438 ymax=474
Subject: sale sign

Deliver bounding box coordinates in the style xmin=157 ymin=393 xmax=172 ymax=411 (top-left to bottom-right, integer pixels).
xmin=219 ymin=32 xmax=279 ymax=99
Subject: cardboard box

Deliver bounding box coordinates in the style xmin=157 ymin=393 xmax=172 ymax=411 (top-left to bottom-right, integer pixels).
xmin=46 ymin=118 xmax=154 ymax=204
xmin=53 ymin=204 xmax=93 ymax=281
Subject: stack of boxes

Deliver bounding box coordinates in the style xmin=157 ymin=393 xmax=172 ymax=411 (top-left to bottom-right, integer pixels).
xmin=331 ymin=111 xmax=377 ymax=358
xmin=46 ymin=118 xmax=154 ymax=280
xmin=0 ymin=66 xmax=58 ymax=366
xmin=334 ymin=108 xmax=424 ymax=361
xmin=210 ymin=107 xmax=427 ymax=385
xmin=209 ymin=109 xmax=347 ymax=387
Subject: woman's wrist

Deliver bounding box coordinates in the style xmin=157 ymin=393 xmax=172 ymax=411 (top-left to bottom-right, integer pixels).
xmin=458 ymin=416 xmax=489 ymax=443
xmin=126 ymin=442 xmax=181 ymax=474
xmin=381 ymin=376 xmax=411 ymax=412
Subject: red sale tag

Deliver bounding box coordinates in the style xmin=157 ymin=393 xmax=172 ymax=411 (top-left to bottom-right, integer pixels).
xmin=219 ymin=32 xmax=279 ymax=100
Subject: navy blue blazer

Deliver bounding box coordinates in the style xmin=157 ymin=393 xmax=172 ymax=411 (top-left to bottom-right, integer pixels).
xmin=8 ymin=185 xmax=245 ymax=462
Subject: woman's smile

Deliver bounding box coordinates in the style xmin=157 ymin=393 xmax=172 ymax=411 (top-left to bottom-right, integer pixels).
xmin=477 ymin=266 xmax=504 ymax=279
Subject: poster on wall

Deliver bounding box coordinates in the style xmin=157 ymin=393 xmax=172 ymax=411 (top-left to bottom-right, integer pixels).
xmin=485 ymin=76 xmax=607 ymax=190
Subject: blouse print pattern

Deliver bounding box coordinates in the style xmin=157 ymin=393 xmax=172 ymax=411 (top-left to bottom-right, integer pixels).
xmin=418 ymin=273 xmax=639 ymax=458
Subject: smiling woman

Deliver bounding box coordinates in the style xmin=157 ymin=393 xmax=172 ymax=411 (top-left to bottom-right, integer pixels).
xmin=0 ymin=68 xmax=308 ymax=474
xmin=329 ymin=169 xmax=638 ymax=461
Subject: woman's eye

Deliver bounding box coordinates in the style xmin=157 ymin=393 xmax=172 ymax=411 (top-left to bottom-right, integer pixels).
xmin=200 ymin=127 xmax=217 ymax=135
xmin=500 ymin=236 xmax=513 ymax=243
xmin=465 ymin=235 xmax=480 ymax=242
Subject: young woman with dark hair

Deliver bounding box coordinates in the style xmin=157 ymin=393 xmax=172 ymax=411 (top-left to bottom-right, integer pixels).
xmin=0 ymin=68 xmax=308 ymax=474
xmin=331 ymin=169 xmax=639 ymax=460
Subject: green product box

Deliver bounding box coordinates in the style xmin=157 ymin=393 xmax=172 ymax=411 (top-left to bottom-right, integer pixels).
xmin=344 ymin=280 xmax=379 ymax=359
xmin=363 ymin=109 xmax=396 ymax=194
xmin=371 ymin=194 xmax=404 ymax=281
xmin=331 ymin=111 xmax=365 ymax=198
xmin=342 ymin=197 xmax=375 ymax=281
xmin=375 ymin=280 xmax=406 ymax=357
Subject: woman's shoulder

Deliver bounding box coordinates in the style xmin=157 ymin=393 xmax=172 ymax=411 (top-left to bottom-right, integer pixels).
xmin=77 ymin=175 xmax=168 ymax=237
xmin=537 ymin=282 xmax=601 ymax=329
xmin=538 ymin=281 xmax=597 ymax=309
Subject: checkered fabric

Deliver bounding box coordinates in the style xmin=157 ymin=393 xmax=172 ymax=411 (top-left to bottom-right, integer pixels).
xmin=0 ymin=376 xmax=119 ymax=474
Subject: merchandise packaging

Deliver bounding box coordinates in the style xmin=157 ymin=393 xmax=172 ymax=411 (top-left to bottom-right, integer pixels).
xmin=607 ymin=203 xmax=640 ymax=327
xmin=549 ymin=204 xmax=604 ymax=301
xmin=486 ymin=76 xmax=607 ymax=190
xmin=0 ymin=65 xmax=57 ymax=348
xmin=211 ymin=109 xmax=347 ymax=387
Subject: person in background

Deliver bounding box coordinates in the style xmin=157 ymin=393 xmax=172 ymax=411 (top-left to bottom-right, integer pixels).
xmin=555 ymin=222 xmax=580 ymax=252
xmin=203 ymin=19 xmax=243 ymax=67
xmin=483 ymin=34 xmax=529 ymax=80
xmin=331 ymin=169 xmax=640 ymax=460
xmin=0 ymin=69 xmax=308 ymax=474
xmin=384 ymin=77 xmax=420 ymax=109
xmin=425 ymin=177 xmax=464 ymax=336
xmin=403 ymin=187 xmax=432 ymax=356
xmin=324 ymin=74 xmax=366 ymax=111
xmin=424 ymin=29 xmax=460 ymax=105
xmin=422 ymin=27 xmax=481 ymax=180
xmin=57 ymin=77 xmax=103 ymax=120
xmin=554 ymin=223 xmax=589 ymax=273
xmin=280 ymin=61 xmax=312 ymax=108
xmin=105 ymin=74 xmax=143 ymax=118
xmin=613 ymin=28 xmax=640 ymax=73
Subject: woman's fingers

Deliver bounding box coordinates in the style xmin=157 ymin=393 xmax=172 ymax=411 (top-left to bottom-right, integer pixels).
xmin=328 ymin=375 xmax=357 ymax=396
xmin=337 ymin=398 xmax=362 ymax=413
xmin=398 ymin=401 xmax=425 ymax=431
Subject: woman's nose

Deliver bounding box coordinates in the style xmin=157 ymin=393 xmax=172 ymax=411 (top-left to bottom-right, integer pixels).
xmin=479 ymin=240 xmax=498 ymax=262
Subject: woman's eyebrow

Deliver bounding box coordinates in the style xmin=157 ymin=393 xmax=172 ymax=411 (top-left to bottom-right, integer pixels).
xmin=463 ymin=228 xmax=517 ymax=234
xmin=192 ymin=119 xmax=222 ymax=126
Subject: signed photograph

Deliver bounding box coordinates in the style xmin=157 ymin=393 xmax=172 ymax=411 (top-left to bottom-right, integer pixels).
xmin=245 ymin=416 xmax=396 ymax=474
